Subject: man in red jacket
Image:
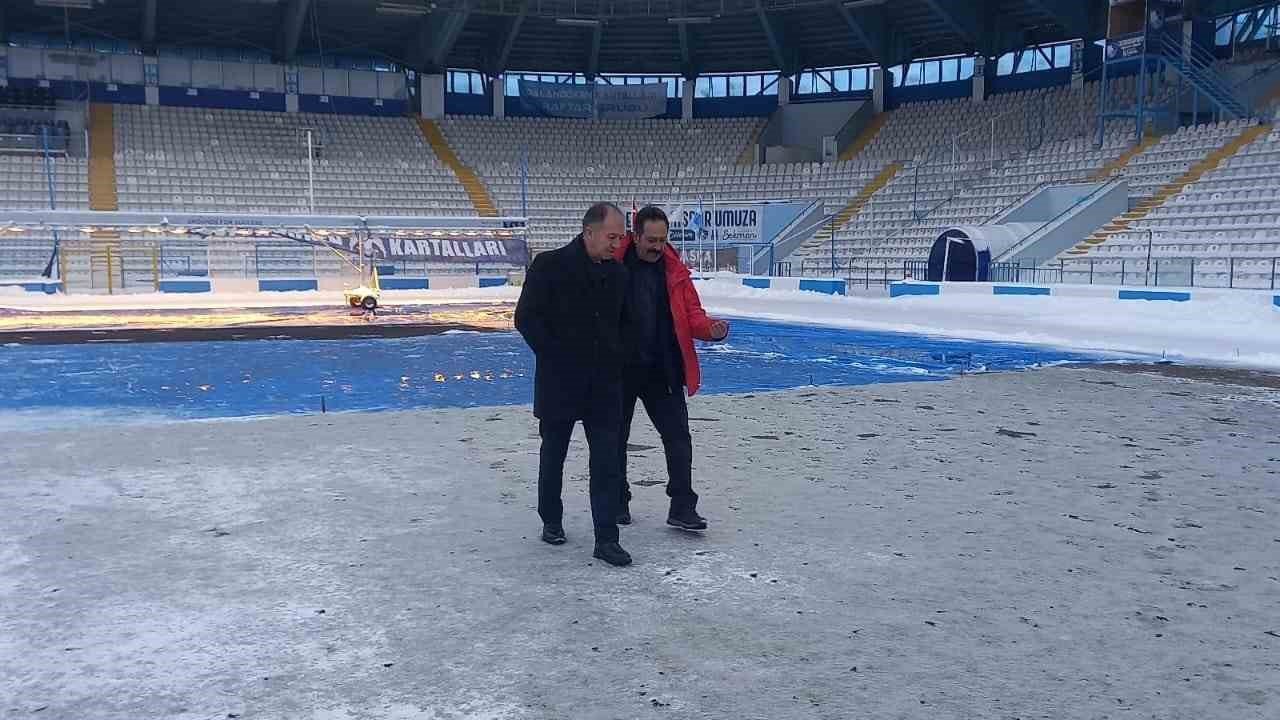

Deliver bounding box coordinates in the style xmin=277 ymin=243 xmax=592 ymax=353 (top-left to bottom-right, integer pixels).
xmin=615 ymin=205 xmax=729 ymax=530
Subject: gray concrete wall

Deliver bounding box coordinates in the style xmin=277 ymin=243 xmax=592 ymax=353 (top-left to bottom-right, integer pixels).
xmin=759 ymin=100 xmax=868 ymax=164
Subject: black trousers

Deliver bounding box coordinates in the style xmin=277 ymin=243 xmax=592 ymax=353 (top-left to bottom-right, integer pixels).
xmin=618 ymin=375 xmax=698 ymax=513
xmin=537 ymin=416 xmax=621 ymax=543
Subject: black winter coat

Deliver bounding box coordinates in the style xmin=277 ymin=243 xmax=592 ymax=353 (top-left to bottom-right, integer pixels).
xmin=515 ymin=235 xmax=629 ymax=422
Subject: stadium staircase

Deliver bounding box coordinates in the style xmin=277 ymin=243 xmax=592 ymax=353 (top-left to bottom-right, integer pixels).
xmin=1157 ymin=35 xmax=1255 ymax=121
xmin=1089 ymin=133 xmax=1162 ymax=182
xmin=809 ymin=161 xmax=902 ymax=247
xmin=86 ymin=103 xmax=121 ymax=291
xmin=1068 ymin=123 xmax=1272 ymax=256
xmin=88 ymin=104 xmax=118 ymax=212
xmin=839 ymin=112 xmax=890 ymax=162
xmin=416 ymin=118 xmax=498 ymax=217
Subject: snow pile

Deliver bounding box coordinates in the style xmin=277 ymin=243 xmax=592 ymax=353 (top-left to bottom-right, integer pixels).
xmin=695 ymin=279 xmax=1280 ymax=370
xmin=0 ymin=285 xmax=521 ymax=312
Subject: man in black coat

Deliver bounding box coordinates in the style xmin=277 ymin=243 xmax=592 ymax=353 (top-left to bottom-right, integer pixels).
xmin=514 ymin=202 xmax=633 ymax=567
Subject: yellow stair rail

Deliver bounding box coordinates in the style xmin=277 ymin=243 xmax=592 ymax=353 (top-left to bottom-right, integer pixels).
xmin=417 ymin=118 xmax=498 ymax=217
xmin=839 ymin=112 xmax=891 ymax=162
xmin=1068 ymin=124 xmax=1272 ymax=256
xmin=88 ymin=103 xmax=119 ymax=211
xmin=810 ymin=162 xmax=903 ymax=246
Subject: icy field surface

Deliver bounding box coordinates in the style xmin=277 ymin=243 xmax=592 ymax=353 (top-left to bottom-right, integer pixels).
xmin=0 ymin=319 xmax=1104 ymax=427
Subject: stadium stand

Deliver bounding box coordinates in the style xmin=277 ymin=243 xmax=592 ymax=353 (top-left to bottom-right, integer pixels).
xmin=789 ymin=76 xmax=1182 ymax=269
xmin=111 ymin=106 xmax=475 ymax=215
xmin=439 ymin=116 xmax=818 ymax=250
xmin=1058 ymin=115 xmax=1278 ymax=288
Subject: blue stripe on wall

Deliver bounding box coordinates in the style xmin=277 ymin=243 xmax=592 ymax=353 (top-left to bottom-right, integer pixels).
xmin=158 ymin=279 xmax=212 ymax=293
xmin=993 ymin=285 xmax=1052 ymax=296
xmin=379 ymin=277 xmax=429 ymax=290
xmin=2 ymin=281 xmax=61 ymax=294
xmin=158 ymin=86 xmax=288 ymax=111
xmin=258 ymin=279 xmax=318 ymax=292
xmin=1117 ymin=290 xmax=1191 ymax=302
xmin=478 ymin=277 xmax=509 ymax=288
xmin=742 ymin=278 xmax=771 ymax=289
xmin=798 ymin=279 xmax=846 ymax=296
xmin=1273 ymin=295 xmax=1280 ymax=308
xmin=889 ymin=283 xmax=941 ymax=297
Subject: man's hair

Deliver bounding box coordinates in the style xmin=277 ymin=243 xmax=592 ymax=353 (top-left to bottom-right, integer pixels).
xmin=582 ymin=202 xmax=622 ymax=229
xmin=633 ymin=206 xmax=669 ymax=237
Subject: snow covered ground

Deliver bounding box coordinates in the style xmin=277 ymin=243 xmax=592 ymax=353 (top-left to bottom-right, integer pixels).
xmin=692 ymin=280 xmax=1280 ymax=370
xmin=0 ymin=285 xmax=522 ymax=312
xmin=2 ymin=367 xmax=1277 ymax=719
xmin=4 ymin=278 xmax=1279 ymax=369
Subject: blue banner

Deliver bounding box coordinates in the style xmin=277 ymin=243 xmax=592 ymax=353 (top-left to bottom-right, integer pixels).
xmin=518 ymin=80 xmax=594 ymax=119
xmin=518 ymin=79 xmax=667 ymax=119
xmin=594 ymin=82 xmax=667 ymax=120
xmin=1106 ymin=31 xmax=1146 ymax=62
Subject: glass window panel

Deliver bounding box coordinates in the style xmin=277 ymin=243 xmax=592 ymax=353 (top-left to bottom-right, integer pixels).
xmin=852 ymin=68 xmax=868 ymax=90
xmin=746 ymin=74 xmax=762 ymax=95
xmin=1216 ymin=18 xmax=1232 ymax=45
xmin=835 ymin=69 xmax=851 ymax=92
xmin=505 ymin=75 xmax=519 ymax=96
xmin=1054 ymin=44 xmax=1071 ymax=68
xmin=923 ymin=61 xmax=940 ymax=84
xmin=728 ymin=75 xmax=745 ymax=95
xmin=941 ymin=58 xmax=958 ymax=82
xmin=1016 ymin=51 xmax=1035 ymax=73
xmin=798 ymin=72 xmax=814 ymax=94
xmin=997 ymin=53 xmax=1014 ymax=75
xmin=905 ymin=63 xmax=923 ymax=86
xmin=762 ymin=74 xmax=779 ymax=95
xmin=712 ymin=76 xmax=728 ymax=96
xmin=696 ymin=77 xmax=712 ymax=97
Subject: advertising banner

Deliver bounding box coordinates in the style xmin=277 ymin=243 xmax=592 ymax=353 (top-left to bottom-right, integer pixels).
xmin=627 ymin=205 xmax=764 ymax=245
xmin=330 ymin=235 xmax=529 ymax=265
xmin=519 ymin=79 xmax=667 ymax=119
xmin=594 ymin=82 xmax=667 ymax=120
xmin=518 ymin=80 xmax=594 ymax=118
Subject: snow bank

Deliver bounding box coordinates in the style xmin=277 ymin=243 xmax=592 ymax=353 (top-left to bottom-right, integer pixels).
xmin=0 ymin=285 xmax=521 ymax=312
xmin=695 ymin=279 xmax=1280 ymax=370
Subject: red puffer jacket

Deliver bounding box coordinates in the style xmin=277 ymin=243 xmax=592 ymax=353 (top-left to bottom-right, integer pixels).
xmin=614 ymin=236 xmax=718 ymax=396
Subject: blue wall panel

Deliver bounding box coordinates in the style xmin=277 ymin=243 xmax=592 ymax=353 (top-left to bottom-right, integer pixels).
xmin=445 ymin=92 xmax=493 ymax=116
xmin=798 ymin=279 xmax=846 ymax=296
xmin=159 ymin=87 xmax=287 ymax=111
xmin=889 ymin=283 xmax=941 ymax=297
xmin=989 ymin=67 xmax=1072 ymax=95
xmin=297 ymin=94 xmax=404 ymax=116
xmin=158 ymin=279 xmax=212 ymax=293
xmin=380 ymin=277 xmax=430 ymax=290
xmin=478 ymin=277 xmax=509 ymax=288
xmin=259 ymin=279 xmax=318 ymax=292
xmin=993 ymin=285 xmax=1052 ymax=296
xmin=887 ymin=79 xmax=971 ymax=109
xmin=1117 ymin=289 xmax=1191 ymax=302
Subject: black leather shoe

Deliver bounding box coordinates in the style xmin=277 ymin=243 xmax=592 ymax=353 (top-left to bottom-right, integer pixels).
xmin=541 ymin=524 xmax=566 ymax=545
xmin=667 ymin=508 xmax=707 ymax=531
xmin=593 ymin=541 xmax=633 ymax=566
xmin=617 ymin=506 xmax=632 ymax=525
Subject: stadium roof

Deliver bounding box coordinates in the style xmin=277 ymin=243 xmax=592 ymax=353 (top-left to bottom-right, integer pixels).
xmin=4 ymin=0 xmax=1267 ymax=78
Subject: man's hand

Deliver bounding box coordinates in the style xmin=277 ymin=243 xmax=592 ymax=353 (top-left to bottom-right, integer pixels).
xmin=709 ymin=319 xmax=729 ymax=341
